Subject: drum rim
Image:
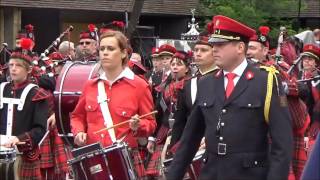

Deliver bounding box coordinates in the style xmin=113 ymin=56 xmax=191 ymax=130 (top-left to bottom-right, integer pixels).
xmin=68 ymin=142 xmax=128 ymax=164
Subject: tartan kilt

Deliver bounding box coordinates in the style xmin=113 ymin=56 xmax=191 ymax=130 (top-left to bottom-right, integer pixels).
xmin=145 ymin=144 xmax=164 ymax=176
xmin=39 ymin=127 xmax=68 ymax=177
xmin=291 ymin=135 xmax=307 ymax=180
xmin=287 ymin=97 xmax=308 ymax=130
xmin=131 ymin=148 xmax=148 ymax=180
xmin=145 ymin=125 xmax=170 ymax=177
xmin=18 ymin=155 xmax=42 ymax=180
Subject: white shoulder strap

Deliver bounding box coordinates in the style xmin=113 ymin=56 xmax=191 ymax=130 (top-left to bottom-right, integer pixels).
xmin=97 ymin=80 xmax=116 ymax=142
xmin=190 ymin=77 xmax=198 ymax=105
xmin=0 ymin=82 xmax=9 ymax=109
xmin=17 ymin=83 xmax=38 ymax=111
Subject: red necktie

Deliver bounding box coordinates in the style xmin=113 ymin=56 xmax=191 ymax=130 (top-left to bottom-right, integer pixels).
xmin=225 ymin=73 xmax=236 ymax=98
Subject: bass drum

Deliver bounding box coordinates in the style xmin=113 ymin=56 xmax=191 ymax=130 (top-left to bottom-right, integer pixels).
xmin=54 ymin=61 xmax=101 ymax=145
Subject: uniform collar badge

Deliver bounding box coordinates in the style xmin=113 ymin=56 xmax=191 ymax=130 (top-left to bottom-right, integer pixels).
xmin=245 ymin=71 xmax=254 ymax=80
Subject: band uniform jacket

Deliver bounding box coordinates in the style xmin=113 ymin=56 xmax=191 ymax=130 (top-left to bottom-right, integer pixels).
xmin=0 ymin=80 xmax=48 ymax=148
xmin=170 ymin=69 xmax=218 ymax=149
xmin=167 ymin=62 xmax=293 ymax=180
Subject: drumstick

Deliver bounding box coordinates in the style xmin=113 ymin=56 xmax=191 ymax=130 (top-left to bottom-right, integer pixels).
xmin=38 ymin=130 xmax=50 ymax=146
xmin=17 ymin=142 xmax=26 ymax=145
xmin=94 ymin=110 xmax=158 ymax=134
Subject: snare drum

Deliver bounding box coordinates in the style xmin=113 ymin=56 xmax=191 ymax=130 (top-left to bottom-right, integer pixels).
xmin=68 ymin=142 xmax=137 ymax=180
xmin=0 ymin=146 xmax=17 ymax=180
xmin=54 ymin=61 xmax=100 ymax=145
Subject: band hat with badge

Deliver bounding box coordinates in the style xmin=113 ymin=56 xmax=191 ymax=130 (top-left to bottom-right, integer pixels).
xmin=49 ymin=52 xmax=67 ymax=66
xmin=99 ymin=21 xmax=126 ymax=34
xmin=16 ymin=24 xmax=35 ymax=41
xmin=195 ymin=22 xmax=214 ymax=47
xmin=249 ymin=26 xmax=271 ymax=48
xmin=301 ymin=44 xmax=320 ymax=61
xmin=79 ymin=24 xmax=98 ymax=40
xmin=209 ymin=15 xmax=256 ymax=44
xmin=151 ymin=47 xmax=160 ymax=58
xmin=10 ymin=38 xmax=34 ymax=65
xmin=158 ymin=44 xmax=177 ymax=56
xmin=172 ymin=50 xmax=193 ymax=66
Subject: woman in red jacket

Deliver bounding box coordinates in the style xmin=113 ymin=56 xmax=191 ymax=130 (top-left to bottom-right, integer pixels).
xmin=71 ymin=31 xmax=156 ymax=178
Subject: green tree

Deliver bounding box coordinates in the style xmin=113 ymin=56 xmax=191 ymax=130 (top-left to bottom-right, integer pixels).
xmin=196 ymin=0 xmax=307 ymax=47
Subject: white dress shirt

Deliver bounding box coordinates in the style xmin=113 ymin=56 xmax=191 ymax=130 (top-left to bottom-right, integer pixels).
xmin=223 ymin=59 xmax=248 ymax=90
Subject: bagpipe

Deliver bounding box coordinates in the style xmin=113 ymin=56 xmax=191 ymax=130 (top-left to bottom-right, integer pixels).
xmin=32 ymin=25 xmax=74 ymax=78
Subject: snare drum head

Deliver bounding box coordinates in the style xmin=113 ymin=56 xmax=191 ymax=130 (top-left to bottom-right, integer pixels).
xmin=54 ymin=61 xmax=100 ymax=143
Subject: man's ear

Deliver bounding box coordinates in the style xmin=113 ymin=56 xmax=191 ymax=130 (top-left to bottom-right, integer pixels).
xmin=237 ymin=42 xmax=246 ymax=54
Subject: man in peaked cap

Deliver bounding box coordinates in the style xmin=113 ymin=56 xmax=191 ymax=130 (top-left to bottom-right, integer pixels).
xmin=167 ymin=15 xmax=293 ymax=180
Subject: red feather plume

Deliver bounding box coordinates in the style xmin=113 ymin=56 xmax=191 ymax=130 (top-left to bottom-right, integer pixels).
xmin=88 ymin=24 xmax=96 ymax=32
xmin=112 ymin=21 xmax=125 ymax=28
xmin=206 ymin=22 xmax=214 ymax=34
xmin=25 ymin=24 xmax=34 ymax=32
xmin=259 ymin=26 xmax=270 ymax=36
xmin=20 ymin=38 xmax=33 ymax=50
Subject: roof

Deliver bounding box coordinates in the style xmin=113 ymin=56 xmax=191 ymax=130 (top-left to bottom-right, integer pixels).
xmin=0 ymin=0 xmax=199 ymax=16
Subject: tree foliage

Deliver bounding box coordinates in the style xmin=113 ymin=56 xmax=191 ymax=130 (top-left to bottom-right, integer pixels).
xmin=196 ymin=0 xmax=308 ymax=47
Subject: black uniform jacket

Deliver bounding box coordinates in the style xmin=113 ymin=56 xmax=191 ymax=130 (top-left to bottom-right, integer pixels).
xmin=167 ymin=62 xmax=293 ymax=180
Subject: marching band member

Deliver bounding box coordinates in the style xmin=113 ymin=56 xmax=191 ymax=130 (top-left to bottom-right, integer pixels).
xmin=77 ymin=24 xmax=98 ymax=61
xmin=298 ymin=44 xmax=320 ymax=137
xmin=168 ymin=30 xmax=219 ymax=153
xmin=146 ymin=50 xmax=191 ymax=178
xmin=0 ymin=38 xmax=49 ymax=180
xmin=71 ymin=30 xmax=156 ymax=179
xmin=247 ymin=26 xmax=311 ymax=180
xmin=58 ymin=41 xmax=76 ymax=61
xmin=146 ymin=47 xmax=163 ymax=89
xmin=167 ymin=15 xmax=293 ymax=180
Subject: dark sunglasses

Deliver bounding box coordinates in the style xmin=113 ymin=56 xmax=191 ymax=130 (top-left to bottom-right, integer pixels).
xmin=79 ymin=41 xmax=91 ymax=45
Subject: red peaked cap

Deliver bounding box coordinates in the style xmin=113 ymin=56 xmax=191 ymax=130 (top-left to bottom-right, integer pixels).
xmin=173 ymin=51 xmax=192 ymax=65
xmin=10 ymin=38 xmax=34 ymax=64
xmin=301 ymin=44 xmax=320 ymax=61
xmin=158 ymin=44 xmax=177 ymax=56
xmin=151 ymin=47 xmax=160 ymax=57
xmin=250 ymin=26 xmax=270 ymax=47
xmin=209 ymin=15 xmax=256 ymax=43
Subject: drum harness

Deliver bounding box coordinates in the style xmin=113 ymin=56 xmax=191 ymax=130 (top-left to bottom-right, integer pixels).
xmin=0 ymin=82 xmax=38 ymax=137
xmin=97 ymin=80 xmax=117 ymax=143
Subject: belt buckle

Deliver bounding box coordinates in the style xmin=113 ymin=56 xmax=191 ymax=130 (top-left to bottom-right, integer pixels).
xmin=217 ymin=143 xmax=227 ymax=155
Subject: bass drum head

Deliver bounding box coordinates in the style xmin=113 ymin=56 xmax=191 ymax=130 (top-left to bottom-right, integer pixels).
xmin=54 ymin=61 xmax=101 ymax=146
